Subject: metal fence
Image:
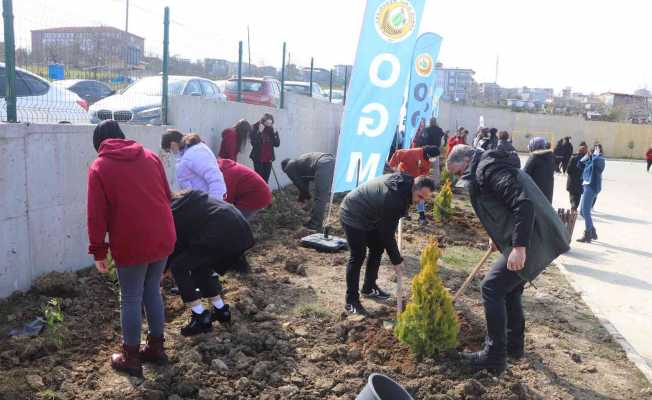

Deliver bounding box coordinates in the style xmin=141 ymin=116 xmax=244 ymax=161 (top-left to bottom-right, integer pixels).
xmin=1 ymin=0 xmax=349 ymax=125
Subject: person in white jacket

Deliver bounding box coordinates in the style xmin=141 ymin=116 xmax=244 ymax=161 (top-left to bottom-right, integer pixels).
xmin=161 ymin=130 xmax=226 ymax=200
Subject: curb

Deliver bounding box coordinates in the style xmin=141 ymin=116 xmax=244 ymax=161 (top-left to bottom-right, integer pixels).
xmin=557 ymin=262 xmax=652 ymax=383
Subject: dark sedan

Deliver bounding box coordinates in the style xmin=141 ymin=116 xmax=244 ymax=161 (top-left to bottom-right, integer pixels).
xmin=53 ymin=79 xmax=115 ymax=106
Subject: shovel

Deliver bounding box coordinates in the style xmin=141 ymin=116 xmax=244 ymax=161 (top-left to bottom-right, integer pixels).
xmin=453 ymin=248 xmax=492 ymax=302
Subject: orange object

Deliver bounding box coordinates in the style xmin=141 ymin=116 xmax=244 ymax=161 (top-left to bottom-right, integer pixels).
xmin=388 ymin=148 xmax=430 ymax=177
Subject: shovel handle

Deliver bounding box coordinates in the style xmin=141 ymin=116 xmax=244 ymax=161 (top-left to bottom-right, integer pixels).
xmin=453 ymin=249 xmax=493 ymax=302
xmin=396 ymin=271 xmax=403 ymax=320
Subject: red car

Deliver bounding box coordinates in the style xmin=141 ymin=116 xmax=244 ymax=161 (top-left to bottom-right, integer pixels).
xmin=224 ymin=77 xmax=281 ymax=108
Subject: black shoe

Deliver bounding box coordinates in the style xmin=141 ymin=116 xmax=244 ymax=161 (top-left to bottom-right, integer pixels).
xmin=590 ymin=228 xmax=598 ymax=240
xmin=576 ymin=230 xmax=592 ymax=243
xmin=361 ymin=285 xmax=391 ymax=300
xmin=345 ymin=301 xmax=369 ymax=316
xmin=460 ymin=348 xmax=506 ymax=374
xmin=180 ymin=310 xmax=212 ymax=337
xmin=211 ymin=304 xmax=232 ymax=325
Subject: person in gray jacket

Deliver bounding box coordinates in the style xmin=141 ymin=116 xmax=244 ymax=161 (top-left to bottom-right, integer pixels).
xmin=281 ymin=152 xmax=335 ymax=231
xmin=447 ymin=145 xmax=569 ymax=374
xmin=339 ymin=173 xmax=436 ymax=315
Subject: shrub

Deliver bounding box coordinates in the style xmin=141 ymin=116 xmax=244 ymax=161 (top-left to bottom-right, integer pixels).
xmin=434 ymin=179 xmax=453 ymax=222
xmin=395 ymin=241 xmax=459 ymax=359
xmin=43 ymin=298 xmax=65 ymax=349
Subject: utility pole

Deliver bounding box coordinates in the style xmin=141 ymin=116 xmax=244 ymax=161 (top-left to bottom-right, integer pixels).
xmin=125 ymin=0 xmax=129 ymax=32
xmin=247 ymin=25 xmax=252 ymax=75
xmin=495 ymin=54 xmax=499 ymax=84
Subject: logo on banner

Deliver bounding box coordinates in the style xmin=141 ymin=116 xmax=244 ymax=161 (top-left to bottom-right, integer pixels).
xmin=375 ymin=0 xmax=417 ymax=43
xmin=415 ymin=53 xmax=433 ymax=77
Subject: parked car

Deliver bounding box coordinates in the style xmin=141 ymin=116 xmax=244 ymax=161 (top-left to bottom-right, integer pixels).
xmin=53 ymin=79 xmax=115 ymax=106
xmin=330 ymin=89 xmax=345 ymax=104
xmin=90 ymin=75 xmax=225 ymax=124
xmin=223 ymin=77 xmax=281 ymax=107
xmin=284 ymin=81 xmax=327 ymax=100
xmin=0 ymin=63 xmax=90 ymax=124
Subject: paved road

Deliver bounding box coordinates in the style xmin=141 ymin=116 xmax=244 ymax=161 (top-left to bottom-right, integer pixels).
xmin=551 ymin=158 xmax=652 ymax=380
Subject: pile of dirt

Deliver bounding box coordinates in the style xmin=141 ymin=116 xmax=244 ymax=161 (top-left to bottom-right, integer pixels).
xmin=0 ymin=191 xmax=650 ymax=399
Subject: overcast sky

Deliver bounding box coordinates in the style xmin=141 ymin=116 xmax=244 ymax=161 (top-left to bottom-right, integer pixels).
xmin=7 ymin=0 xmax=650 ymax=94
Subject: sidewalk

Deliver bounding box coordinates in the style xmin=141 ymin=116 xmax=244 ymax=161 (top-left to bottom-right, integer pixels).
xmin=552 ymin=160 xmax=652 ymax=381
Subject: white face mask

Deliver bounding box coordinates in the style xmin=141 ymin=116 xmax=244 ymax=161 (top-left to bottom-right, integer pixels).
xmin=594 ymin=148 xmax=601 ymax=156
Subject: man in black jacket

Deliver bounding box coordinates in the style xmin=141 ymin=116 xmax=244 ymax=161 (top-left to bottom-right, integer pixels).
xmin=281 ymin=152 xmax=335 ymax=231
xmin=447 ymin=145 xmax=569 ymax=374
xmin=340 ymin=173 xmax=437 ymax=315
xmin=414 ymin=117 xmax=445 ymax=148
xmin=524 ymin=137 xmax=555 ymax=203
xmin=566 ymin=142 xmax=588 ymax=210
xmin=168 ymin=190 xmax=255 ymax=336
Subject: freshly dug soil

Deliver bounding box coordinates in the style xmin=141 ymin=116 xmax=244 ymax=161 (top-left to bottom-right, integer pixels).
xmin=0 ymin=189 xmax=650 ymax=400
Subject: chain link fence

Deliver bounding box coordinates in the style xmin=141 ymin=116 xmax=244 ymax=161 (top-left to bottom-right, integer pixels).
xmin=1 ymin=0 xmax=350 ymax=125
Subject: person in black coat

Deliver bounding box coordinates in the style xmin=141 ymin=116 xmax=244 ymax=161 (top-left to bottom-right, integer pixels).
xmin=496 ymin=130 xmax=517 ymax=153
xmin=340 ymin=173 xmax=436 ymax=315
xmin=524 ymin=137 xmax=555 ymax=203
xmin=566 ymin=142 xmax=588 ymax=210
xmin=249 ymin=113 xmax=281 ymax=183
xmin=168 ymin=190 xmax=255 ymax=336
xmin=413 ymin=117 xmax=445 ymax=148
xmin=560 ymin=137 xmax=574 ymax=174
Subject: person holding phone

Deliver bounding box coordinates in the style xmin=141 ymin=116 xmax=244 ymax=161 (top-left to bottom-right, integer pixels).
xmin=577 ymin=144 xmax=606 ymax=243
xmin=250 ymin=113 xmax=280 ymax=182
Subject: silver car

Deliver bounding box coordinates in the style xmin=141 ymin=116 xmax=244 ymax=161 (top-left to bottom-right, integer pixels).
xmin=90 ymin=75 xmax=226 ymax=125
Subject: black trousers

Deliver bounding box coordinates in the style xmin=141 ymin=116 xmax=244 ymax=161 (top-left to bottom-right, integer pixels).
xmin=343 ymin=223 xmax=384 ymax=304
xmin=481 ymin=255 xmax=526 ymax=354
xmin=647 ymin=160 xmax=652 ymax=172
xmin=254 ymin=161 xmax=273 ymax=183
xmin=569 ymin=191 xmax=582 ymax=210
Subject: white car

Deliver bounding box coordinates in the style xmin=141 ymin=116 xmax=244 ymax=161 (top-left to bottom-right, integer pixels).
xmin=0 ymin=63 xmax=90 ymax=124
xmin=90 ymin=75 xmax=226 ymax=125
xmin=284 ymin=81 xmax=328 ymax=101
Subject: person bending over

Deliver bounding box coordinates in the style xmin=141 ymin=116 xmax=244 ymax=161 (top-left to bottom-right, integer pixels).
xmin=388 ymin=145 xmax=440 ymax=225
xmin=168 ymin=190 xmax=255 ymax=336
xmin=219 ymin=158 xmax=272 ymax=220
xmin=446 ymin=145 xmax=569 ymax=374
xmin=340 ymin=173 xmax=436 ymax=315
xmin=281 ymin=152 xmax=335 ymax=231
xmin=162 ymin=130 xmax=226 ymax=200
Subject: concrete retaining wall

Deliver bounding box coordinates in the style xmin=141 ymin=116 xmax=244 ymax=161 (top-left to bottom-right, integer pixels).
xmin=439 ymin=103 xmax=652 ymax=159
xmin=0 ymin=95 xmax=342 ymax=298
xmin=0 ymin=123 xmax=174 ymax=298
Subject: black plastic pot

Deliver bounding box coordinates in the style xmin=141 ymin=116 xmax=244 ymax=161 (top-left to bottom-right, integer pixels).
xmin=356 ymin=373 xmax=414 ymax=400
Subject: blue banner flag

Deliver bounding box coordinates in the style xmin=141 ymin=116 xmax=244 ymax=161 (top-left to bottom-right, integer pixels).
xmin=432 ymin=86 xmax=444 ymax=118
xmin=402 ymin=32 xmax=443 ymax=149
xmin=332 ymin=0 xmax=426 ymax=193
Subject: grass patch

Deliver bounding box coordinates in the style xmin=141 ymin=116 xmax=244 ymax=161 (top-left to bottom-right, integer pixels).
xmin=440 ymin=246 xmax=498 ymax=272
xmin=294 ymin=303 xmax=332 ymax=320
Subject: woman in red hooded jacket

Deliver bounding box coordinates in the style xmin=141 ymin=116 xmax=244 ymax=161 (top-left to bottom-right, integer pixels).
xmin=218 ymin=119 xmax=251 ymax=161
xmin=87 ymin=120 xmax=176 ymax=377
xmin=218 ymin=158 xmax=272 ymax=219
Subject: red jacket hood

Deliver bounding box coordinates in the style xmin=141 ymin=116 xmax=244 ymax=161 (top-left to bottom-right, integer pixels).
xmin=218 ymin=158 xmax=236 ymax=170
xmin=98 ymin=139 xmax=145 ymax=161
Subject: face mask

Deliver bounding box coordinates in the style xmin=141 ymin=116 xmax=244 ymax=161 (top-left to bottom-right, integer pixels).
xmin=594 ymin=148 xmax=601 ymax=156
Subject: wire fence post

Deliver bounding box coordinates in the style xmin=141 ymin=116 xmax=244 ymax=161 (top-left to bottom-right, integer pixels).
xmin=343 ymin=66 xmax=349 ymax=106
xmin=2 ymin=0 xmax=17 ymax=123
xmin=329 ymin=68 xmax=333 ymax=103
xmin=309 ymin=57 xmax=314 ymax=97
xmin=161 ymin=6 xmax=170 ymax=125
xmin=280 ymin=41 xmax=286 ymax=109
xmin=237 ymin=40 xmax=243 ymax=102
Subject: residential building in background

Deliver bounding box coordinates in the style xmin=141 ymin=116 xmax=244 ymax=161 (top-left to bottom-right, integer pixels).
xmin=31 ymin=26 xmax=144 ymax=68
xmin=435 ymin=63 xmax=476 ymax=103
xmin=600 ymin=92 xmax=650 ymax=122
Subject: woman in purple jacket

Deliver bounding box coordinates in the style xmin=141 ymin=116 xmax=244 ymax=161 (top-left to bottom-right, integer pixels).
xmin=161 ymin=130 xmax=227 ymax=200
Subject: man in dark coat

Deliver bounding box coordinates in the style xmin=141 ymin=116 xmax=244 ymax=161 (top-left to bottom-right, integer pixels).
xmin=524 ymin=137 xmax=555 ymax=203
xmin=413 ymin=117 xmax=445 ymax=148
xmin=446 ymin=145 xmax=569 ymax=374
xmin=340 ymin=173 xmax=436 ymax=315
xmin=560 ymin=137 xmax=574 ymax=173
xmin=566 ymin=142 xmax=588 ymax=210
xmin=281 ymin=152 xmax=335 ymax=231
xmin=168 ymin=190 xmax=255 ymax=336
xmin=496 ymin=131 xmax=517 ymax=153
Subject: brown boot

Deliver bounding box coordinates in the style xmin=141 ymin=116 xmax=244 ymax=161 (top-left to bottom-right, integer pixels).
xmin=140 ymin=335 xmax=168 ymax=365
xmin=111 ymin=343 xmax=142 ymax=377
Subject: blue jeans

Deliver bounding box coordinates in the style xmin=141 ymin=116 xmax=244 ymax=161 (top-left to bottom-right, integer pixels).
xmin=116 ymin=259 xmax=167 ymax=346
xmin=417 ymin=200 xmax=425 ymax=213
xmin=579 ymin=185 xmax=597 ymax=231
